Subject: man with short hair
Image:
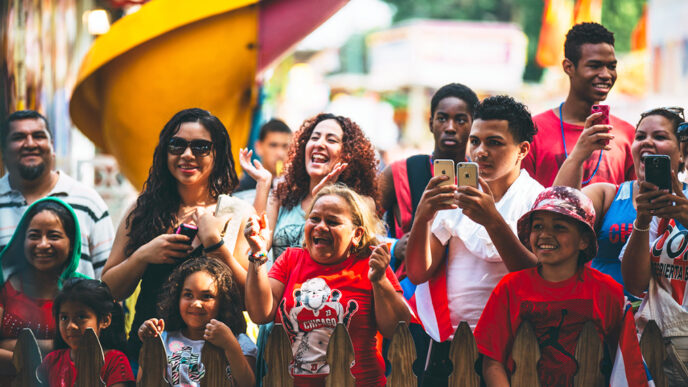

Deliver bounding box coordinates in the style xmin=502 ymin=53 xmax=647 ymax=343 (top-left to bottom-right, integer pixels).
xmin=524 ymin=22 xmax=635 ymax=187
xmin=236 ymin=119 xmax=292 ymax=192
xmin=0 ymin=110 xmax=114 ymax=278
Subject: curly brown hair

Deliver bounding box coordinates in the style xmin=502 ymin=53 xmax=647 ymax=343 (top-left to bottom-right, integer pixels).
xmin=157 ymin=257 xmax=246 ymax=335
xmin=275 ymin=113 xmax=378 ymax=209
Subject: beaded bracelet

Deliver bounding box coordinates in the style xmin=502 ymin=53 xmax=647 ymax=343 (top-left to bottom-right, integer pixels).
xmin=248 ymin=251 xmax=269 ymax=266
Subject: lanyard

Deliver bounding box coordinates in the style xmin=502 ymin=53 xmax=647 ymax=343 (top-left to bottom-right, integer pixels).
xmin=559 ymin=103 xmax=603 ymax=185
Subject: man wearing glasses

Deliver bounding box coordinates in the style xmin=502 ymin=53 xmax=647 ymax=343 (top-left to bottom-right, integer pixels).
xmin=524 ymin=22 xmax=636 ymax=187
xmin=0 ymin=110 xmax=114 ymax=278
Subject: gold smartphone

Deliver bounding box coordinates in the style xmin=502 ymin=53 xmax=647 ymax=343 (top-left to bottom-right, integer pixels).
xmin=457 ymin=162 xmax=479 ymax=189
xmin=433 ymin=159 xmax=456 ymax=204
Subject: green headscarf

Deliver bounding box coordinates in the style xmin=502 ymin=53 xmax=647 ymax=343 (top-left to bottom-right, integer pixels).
xmin=0 ymin=197 xmax=88 ymax=289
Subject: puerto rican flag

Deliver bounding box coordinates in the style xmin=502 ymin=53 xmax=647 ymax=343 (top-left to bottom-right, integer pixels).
xmin=610 ymin=303 xmax=654 ymax=387
xmin=413 ymin=260 xmax=453 ymax=342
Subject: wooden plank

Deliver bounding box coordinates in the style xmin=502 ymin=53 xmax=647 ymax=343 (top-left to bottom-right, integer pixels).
xmin=138 ymin=334 xmax=170 ymax=387
xmin=200 ymin=342 xmax=227 ymax=387
xmin=325 ymin=323 xmax=355 ymax=387
xmin=510 ymin=321 xmax=541 ymax=387
xmin=640 ymin=320 xmax=667 ymax=387
xmin=386 ymin=322 xmax=416 ymax=387
xmin=11 ymin=328 xmax=43 ymax=387
xmin=74 ymin=328 xmax=105 ymax=387
xmin=263 ymin=324 xmax=294 ymax=387
xmin=448 ymin=321 xmax=480 ymax=387
xmin=573 ymin=321 xmax=604 ymax=387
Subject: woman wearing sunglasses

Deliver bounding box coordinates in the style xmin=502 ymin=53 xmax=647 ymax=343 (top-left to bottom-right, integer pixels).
xmin=554 ymin=107 xmax=685 ymax=286
xmin=101 ymin=108 xmax=250 ymax=363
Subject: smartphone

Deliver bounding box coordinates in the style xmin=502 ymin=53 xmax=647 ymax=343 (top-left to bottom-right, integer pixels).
xmin=457 ymin=162 xmax=479 ymax=189
xmin=591 ymin=104 xmax=610 ymax=125
xmin=175 ymin=223 xmax=198 ymax=244
xmin=433 ymin=159 xmax=455 ymax=204
xmin=644 ymin=155 xmax=672 ymax=192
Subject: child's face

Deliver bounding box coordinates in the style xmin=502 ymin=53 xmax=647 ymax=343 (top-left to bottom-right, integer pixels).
xmin=179 ymin=271 xmax=220 ymax=331
xmin=529 ymin=212 xmax=589 ymax=267
xmin=24 ymin=210 xmax=71 ymax=274
xmin=58 ymin=301 xmax=110 ymax=350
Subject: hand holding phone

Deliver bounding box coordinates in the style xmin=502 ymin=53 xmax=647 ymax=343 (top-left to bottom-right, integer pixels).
xmin=175 ymin=223 xmax=198 ymax=245
xmin=644 ymin=155 xmax=672 ymax=192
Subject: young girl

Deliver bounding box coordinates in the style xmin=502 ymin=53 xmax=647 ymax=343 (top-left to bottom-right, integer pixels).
xmin=39 ymin=279 xmax=134 ymax=386
xmin=138 ymin=258 xmax=256 ymax=387
xmin=474 ymin=186 xmax=624 ymax=387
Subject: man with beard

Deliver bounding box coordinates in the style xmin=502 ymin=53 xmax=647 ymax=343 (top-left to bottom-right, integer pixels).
xmin=524 ymin=22 xmax=635 ymax=187
xmin=0 ymin=110 xmax=114 ymax=278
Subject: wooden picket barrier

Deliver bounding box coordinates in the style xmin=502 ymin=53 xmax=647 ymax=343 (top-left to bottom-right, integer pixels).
xmin=9 ymin=319 xmax=675 ymax=386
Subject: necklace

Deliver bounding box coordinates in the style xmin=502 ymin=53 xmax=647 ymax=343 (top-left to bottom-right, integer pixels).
xmin=559 ymin=102 xmax=603 ymax=185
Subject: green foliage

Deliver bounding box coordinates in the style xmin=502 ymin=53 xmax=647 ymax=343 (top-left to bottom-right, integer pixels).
xmin=601 ymin=0 xmax=645 ymax=53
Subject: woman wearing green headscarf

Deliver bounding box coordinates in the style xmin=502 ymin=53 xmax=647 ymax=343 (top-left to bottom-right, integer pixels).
xmin=0 ymin=197 xmax=87 ymax=382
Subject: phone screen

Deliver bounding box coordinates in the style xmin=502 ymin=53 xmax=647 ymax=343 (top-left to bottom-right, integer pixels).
xmin=644 ymin=155 xmax=671 ymax=192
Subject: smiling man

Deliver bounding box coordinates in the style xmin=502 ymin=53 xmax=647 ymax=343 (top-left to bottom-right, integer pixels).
xmin=0 ymin=110 xmax=114 ymax=278
xmin=524 ymin=22 xmax=635 ymax=187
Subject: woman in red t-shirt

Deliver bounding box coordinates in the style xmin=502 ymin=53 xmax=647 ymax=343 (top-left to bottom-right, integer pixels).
xmin=244 ymin=184 xmax=410 ymax=386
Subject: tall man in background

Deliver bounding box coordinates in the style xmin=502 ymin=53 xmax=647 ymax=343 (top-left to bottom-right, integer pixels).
xmin=0 ymin=110 xmax=114 ymax=278
xmin=524 ymin=22 xmax=635 ymax=187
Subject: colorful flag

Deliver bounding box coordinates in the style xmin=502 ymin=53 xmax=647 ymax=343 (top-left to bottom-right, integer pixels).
xmin=610 ymin=303 xmax=654 ymax=386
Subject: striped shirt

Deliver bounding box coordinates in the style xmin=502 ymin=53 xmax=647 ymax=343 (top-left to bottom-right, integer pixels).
xmin=0 ymin=171 xmax=114 ymax=278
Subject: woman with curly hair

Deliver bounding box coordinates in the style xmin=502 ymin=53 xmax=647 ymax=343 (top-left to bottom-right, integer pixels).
xmin=101 ymin=108 xmax=251 ymax=362
xmin=139 ymin=257 xmax=255 ymax=386
xmin=239 ymin=113 xmax=378 ymax=261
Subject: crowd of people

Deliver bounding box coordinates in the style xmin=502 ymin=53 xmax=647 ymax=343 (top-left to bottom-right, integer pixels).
xmin=0 ymin=21 xmax=687 ymax=387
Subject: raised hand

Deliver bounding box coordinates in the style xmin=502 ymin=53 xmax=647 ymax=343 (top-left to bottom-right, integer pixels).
xmin=193 ymin=206 xmax=231 ymax=247
xmin=456 ymin=177 xmax=499 ymax=226
xmin=204 ymin=319 xmax=234 ymax=348
xmin=414 ymin=175 xmax=458 ymax=224
xmin=369 ymin=243 xmax=391 ymax=283
xmin=311 ymin=162 xmax=348 ymax=196
xmin=138 ymin=318 xmax=165 ymax=340
xmin=239 ymin=148 xmax=273 ymax=184
xmin=568 ymin=112 xmax=614 ymax=162
xmin=244 ymin=213 xmax=271 ymax=253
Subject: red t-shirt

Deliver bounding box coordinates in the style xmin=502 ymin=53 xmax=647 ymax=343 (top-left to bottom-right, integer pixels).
xmin=474 ymin=266 xmax=623 ymax=387
xmin=524 ymin=109 xmax=636 ymax=187
xmin=269 ymin=248 xmax=402 ymax=387
xmin=0 ymin=280 xmax=55 ymax=339
xmin=38 ymin=348 xmax=134 ymax=387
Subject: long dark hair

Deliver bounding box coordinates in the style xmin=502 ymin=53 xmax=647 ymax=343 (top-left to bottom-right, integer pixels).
xmin=125 ymin=108 xmax=238 ymax=255
xmin=52 ymin=279 xmax=126 ymax=351
xmin=157 ymin=257 xmax=246 ymax=335
xmin=275 ymin=113 xmax=378 ymax=209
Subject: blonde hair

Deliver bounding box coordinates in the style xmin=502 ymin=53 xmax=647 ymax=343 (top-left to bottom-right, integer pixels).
xmin=307 ymin=184 xmax=385 ymax=257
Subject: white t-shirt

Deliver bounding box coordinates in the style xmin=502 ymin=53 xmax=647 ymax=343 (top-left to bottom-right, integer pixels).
xmin=420 ymin=170 xmax=544 ymax=333
xmin=162 ymin=330 xmax=257 ymax=386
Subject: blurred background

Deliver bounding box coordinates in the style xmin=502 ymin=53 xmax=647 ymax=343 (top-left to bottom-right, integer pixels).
xmin=1 ymin=0 xmax=686 ymax=223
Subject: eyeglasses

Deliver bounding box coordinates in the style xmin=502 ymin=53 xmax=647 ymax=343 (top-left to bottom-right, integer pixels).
xmin=167 ymin=137 xmax=213 ymax=157
xmin=641 ymin=106 xmax=685 ymax=121
xmin=677 ymin=122 xmax=688 ymax=143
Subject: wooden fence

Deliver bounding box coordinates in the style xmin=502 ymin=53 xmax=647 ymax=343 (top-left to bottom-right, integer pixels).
xmin=11 ymin=320 xmax=670 ymax=387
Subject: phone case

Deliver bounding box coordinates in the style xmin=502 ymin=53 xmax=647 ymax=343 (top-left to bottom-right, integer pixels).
xmin=591 ymin=104 xmax=610 ymax=125
xmin=433 ymin=159 xmax=455 ymax=204
xmin=644 ymin=155 xmax=672 ymax=191
xmin=176 ymin=223 xmax=198 ymax=244
xmin=457 ymin=162 xmax=479 ymax=189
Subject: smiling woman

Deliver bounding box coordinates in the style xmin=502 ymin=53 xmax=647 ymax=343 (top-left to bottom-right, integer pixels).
xmin=0 ymin=197 xmax=87 ymax=383
xmin=100 ymin=108 xmax=253 ymax=364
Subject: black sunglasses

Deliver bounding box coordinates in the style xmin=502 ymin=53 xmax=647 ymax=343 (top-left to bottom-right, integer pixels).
xmin=167 ymin=137 xmax=213 ymax=157
xmin=641 ymin=106 xmax=685 ymax=121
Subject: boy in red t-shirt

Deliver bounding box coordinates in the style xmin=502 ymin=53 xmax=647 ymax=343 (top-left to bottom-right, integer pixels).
xmin=474 ymin=186 xmax=624 ymax=387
